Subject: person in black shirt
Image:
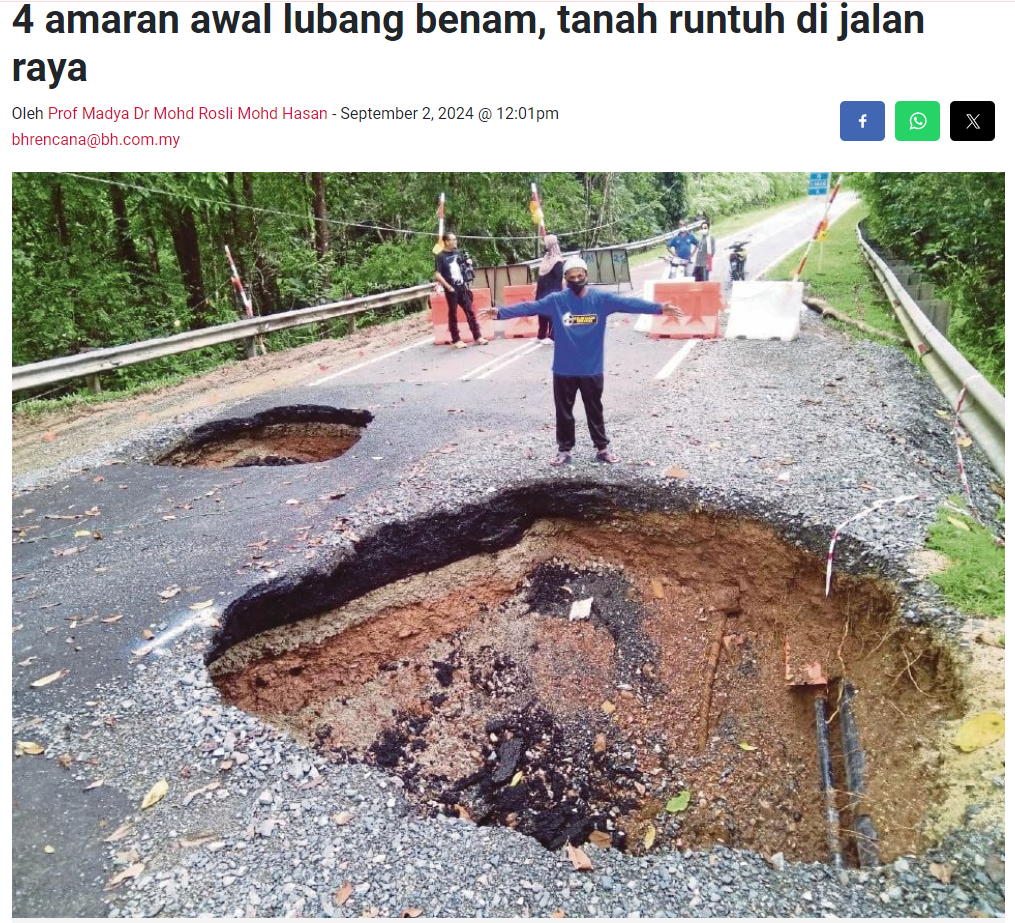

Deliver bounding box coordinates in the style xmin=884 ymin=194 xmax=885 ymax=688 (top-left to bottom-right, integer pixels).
xmin=434 ymin=232 xmax=488 ymax=349
xmin=534 ymin=234 xmax=564 ymax=344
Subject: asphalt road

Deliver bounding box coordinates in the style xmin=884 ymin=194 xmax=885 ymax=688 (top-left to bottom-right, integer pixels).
xmin=11 ymin=194 xmax=861 ymax=916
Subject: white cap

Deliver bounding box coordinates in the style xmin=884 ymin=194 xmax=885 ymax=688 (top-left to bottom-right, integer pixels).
xmin=563 ymin=255 xmax=588 ymax=274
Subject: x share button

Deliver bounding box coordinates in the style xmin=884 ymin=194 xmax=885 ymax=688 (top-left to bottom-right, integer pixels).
xmin=950 ymin=101 xmax=995 ymax=141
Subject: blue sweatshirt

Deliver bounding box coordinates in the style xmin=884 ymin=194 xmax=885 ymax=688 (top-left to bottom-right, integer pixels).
xmin=497 ymin=288 xmax=662 ymax=376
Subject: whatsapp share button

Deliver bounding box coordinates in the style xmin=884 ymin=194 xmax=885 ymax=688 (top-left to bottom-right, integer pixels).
xmin=895 ymin=101 xmax=941 ymax=140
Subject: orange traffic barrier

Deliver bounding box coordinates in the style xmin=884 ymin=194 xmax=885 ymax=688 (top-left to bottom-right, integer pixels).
xmin=646 ymin=281 xmax=722 ymax=339
xmin=429 ymin=288 xmax=496 ymax=345
xmin=500 ymin=283 xmax=539 ymax=338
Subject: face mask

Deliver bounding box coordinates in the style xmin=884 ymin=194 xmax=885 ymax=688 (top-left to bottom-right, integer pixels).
xmin=567 ymin=278 xmax=587 ymax=295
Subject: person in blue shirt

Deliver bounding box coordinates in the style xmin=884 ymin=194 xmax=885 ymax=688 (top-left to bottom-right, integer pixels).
xmin=666 ymin=225 xmax=698 ymax=264
xmin=482 ymin=256 xmax=684 ymax=466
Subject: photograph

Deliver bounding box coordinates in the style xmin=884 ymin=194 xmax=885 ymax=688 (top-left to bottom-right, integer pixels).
xmin=11 ymin=171 xmax=1005 ymax=919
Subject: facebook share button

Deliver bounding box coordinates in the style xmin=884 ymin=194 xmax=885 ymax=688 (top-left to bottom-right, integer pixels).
xmin=840 ymin=101 xmax=886 ymax=141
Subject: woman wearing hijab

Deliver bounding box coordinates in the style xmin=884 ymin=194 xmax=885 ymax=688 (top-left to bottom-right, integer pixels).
xmin=534 ymin=234 xmax=564 ymax=344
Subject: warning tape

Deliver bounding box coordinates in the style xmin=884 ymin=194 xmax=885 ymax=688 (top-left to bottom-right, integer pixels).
xmin=825 ymin=494 xmax=923 ymax=597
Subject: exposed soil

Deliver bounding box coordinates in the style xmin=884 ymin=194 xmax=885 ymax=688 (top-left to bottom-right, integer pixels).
xmin=211 ymin=512 xmax=965 ymax=864
xmin=157 ymin=405 xmax=371 ymax=468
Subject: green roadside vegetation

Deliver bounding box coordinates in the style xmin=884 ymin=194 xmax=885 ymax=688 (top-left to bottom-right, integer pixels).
xmin=926 ymin=498 xmax=1005 ymax=619
xmin=765 ymin=202 xmax=907 ymax=347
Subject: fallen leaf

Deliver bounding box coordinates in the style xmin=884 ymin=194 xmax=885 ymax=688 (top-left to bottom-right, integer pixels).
xmin=333 ymin=810 xmax=354 ymax=826
xmin=454 ymin=805 xmax=472 ymax=822
xmin=601 ymin=701 xmax=616 ymax=715
xmin=400 ymin=909 xmax=423 ymax=918
xmin=666 ymin=791 xmax=691 ymax=813
xmin=956 ymin=436 xmax=973 ymax=448
xmin=953 ymin=712 xmax=1004 ymax=752
xmin=565 ymin=842 xmax=593 ymax=871
xmin=588 ymin=830 xmax=612 ymax=849
xmin=162 ymin=515 xmax=177 ymax=521
xmin=50 ymin=546 xmax=82 ymax=557
xmin=42 ymin=432 xmax=57 ymax=442
xmin=15 ymin=741 xmax=44 ymax=756
xmin=103 ymin=823 xmax=133 ymax=843
xmin=551 ymin=911 xmax=566 ymax=919
xmin=142 ymin=629 xmax=155 ymax=640
xmin=935 ymin=409 xmax=951 ymax=419
xmin=335 ymin=882 xmax=353 ymax=906
xmin=664 ymin=466 xmax=689 ymax=479
xmin=509 ymin=771 xmax=524 ymax=787
xmin=159 ymin=586 xmax=181 ymax=600
xmin=101 ymin=614 xmax=123 ymax=624
xmin=58 ymin=753 xmax=72 ymax=769
xmin=44 ymin=845 xmax=55 ymax=854
xmin=947 ymin=516 xmax=971 ymax=531
xmin=651 ymin=579 xmax=664 ymax=599
xmin=643 ymin=824 xmax=657 ymax=849
xmin=30 ymin=669 xmax=68 ymax=688
xmin=363 ymin=908 xmax=380 ymax=918
xmin=989 ymin=482 xmax=1005 ymax=499
xmin=189 ymin=600 xmax=214 ymax=610
xmin=738 ymin=741 xmax=758 ymax=751
xmin=593 ymin=733 xmax=607 ymax=754
xmin=105 ymin=862 xmax=144 ymax=890
xmin=17 ymin=656 xmax=38 ymax=667
xmin=929 ymin=862 xmax=955 ymax=884
xmin=84 ymin=780 xmax=104 ymax=791
xmin=141 ymin=778 xmax=169 ymax=809
xmin=74 ymin=529 xmax=92 ymax=538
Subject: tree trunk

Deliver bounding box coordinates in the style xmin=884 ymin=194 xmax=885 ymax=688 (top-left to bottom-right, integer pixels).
xmin=311 ymin=172 xmax=330 ymax=286
xmin=166 ymin=205 xmax=209 ymax=324
xmin=52 ymin=181 xmax=71 ymax=250
xmin=108 ymin=172 xmax=143 ymax=270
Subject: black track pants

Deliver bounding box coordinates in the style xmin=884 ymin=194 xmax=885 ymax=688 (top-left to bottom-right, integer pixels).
xmin=553 ymin=374 xmax=608 ymax=452
xmin=444 ymin=286 xmax=481 ymax=342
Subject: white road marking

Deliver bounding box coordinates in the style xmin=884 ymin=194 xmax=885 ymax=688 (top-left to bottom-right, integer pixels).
xmin=307 ymin=336 xmax=432 ymax=386
xmin=475 ymin=341 xmax=544 ymax=380
xmin=460 ymin=339 xmax=536 ymax=381
xmin=654 ymin=339 xmax=700 ymax=380
xmin=133 ymin=610 xmax=219 ymax=658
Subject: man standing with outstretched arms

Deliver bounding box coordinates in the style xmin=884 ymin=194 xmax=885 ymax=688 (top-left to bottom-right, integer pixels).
xmin=482 ymin=256 xmax=684 ymax=466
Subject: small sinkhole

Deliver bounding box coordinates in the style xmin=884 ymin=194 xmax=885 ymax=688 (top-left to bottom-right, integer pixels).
xmin=210 ymin=510 xmax=961 ymax=863
xmin=157 ymin=405 xmax=371 ymax=469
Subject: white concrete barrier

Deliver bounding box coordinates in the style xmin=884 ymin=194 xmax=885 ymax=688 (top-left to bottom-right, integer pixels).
xmin=724 ymin=281 xmax=804 ymax=341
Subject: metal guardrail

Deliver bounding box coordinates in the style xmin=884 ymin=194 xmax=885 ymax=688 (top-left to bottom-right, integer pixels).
xmin=856 ymin=222 xmax=1005 ymax=476
xmin=12 ymin=284 xmax=431 ymax=393
xmin=11 ymin=223 xmax=704 ymax=394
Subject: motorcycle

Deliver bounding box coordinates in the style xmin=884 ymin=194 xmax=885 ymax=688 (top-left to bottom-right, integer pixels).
xmin=660 ymin=254 xmax=692 ymax=280
xmin=727 ymin=241 xmax=748 ymax=281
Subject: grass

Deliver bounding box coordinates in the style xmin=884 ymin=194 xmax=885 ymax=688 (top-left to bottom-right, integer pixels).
xmin=926 ymin=498 xmax=1005 ymax=619
xmin=764 ymin=202 xmax=906 ymax=347
xmin=628 ymin=196 xmax=810 ymax=269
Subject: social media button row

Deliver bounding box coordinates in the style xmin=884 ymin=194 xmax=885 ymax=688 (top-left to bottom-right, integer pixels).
xmin=839 ymin=101 xmax=994 ymax=141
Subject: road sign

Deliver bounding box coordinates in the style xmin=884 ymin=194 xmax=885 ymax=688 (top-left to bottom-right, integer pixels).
xmin=808 ymin=172 xmax=830 ymax=195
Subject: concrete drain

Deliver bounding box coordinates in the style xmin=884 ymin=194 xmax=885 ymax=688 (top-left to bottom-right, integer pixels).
xmin=157 ymin=405 xmax=371 ymax=468
xmin=210 ymin=507 xmax=960 ymax=864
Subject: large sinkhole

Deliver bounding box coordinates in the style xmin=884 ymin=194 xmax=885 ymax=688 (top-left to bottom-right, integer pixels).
xmin=209 ymin=497 xmax=960 ymax=864
xmin=157 ymin=405 xmax=371 ymax=468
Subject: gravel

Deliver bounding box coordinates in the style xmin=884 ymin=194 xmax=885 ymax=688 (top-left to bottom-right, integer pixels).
xmin=12 ymin=310 xmax=1004 ymax=917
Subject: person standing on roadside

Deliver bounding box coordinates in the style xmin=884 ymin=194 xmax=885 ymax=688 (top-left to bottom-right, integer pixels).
xmin=481 ymin=256 xmax=685 ymax=466
xmin=666 ymin=224 xmax=697 ymax=276
xmin=534 ymin=233 xmax=564 ymax=344
xmin=434 ymin=232 xmax=488 ymax=349
xmin=692 ymin=221 xmax=716 ymax=281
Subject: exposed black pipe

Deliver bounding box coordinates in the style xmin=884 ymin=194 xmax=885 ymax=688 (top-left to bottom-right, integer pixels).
xmin=840 ymin=681 xmax=881 ymax=867
xmin=815 ymin=695 xmax=844 ymax=868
